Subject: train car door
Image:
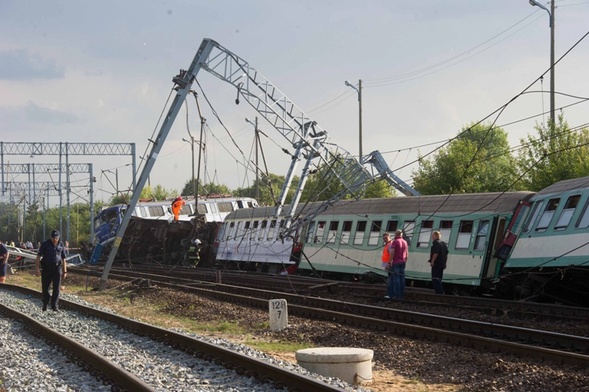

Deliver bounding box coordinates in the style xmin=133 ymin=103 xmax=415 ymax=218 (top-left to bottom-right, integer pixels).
xmin=480 ymin=216 xmax=507 ymax=279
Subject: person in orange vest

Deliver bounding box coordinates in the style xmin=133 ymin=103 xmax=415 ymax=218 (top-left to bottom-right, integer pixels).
xmin=381 ymin=232 xmax=392 ymax=267
xmin=381 ymin=232 xmax=393 ymax=299
xmin=171 ymin=196 xmax=185 ymax=221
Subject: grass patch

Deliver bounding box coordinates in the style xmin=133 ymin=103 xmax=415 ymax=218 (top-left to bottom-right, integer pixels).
xmin=245 ymin=339 xmax=310 ymax=353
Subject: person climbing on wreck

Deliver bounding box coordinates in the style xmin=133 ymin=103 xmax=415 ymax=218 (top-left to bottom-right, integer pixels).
xmin=171 ymin=196 xmax=185 ymax=221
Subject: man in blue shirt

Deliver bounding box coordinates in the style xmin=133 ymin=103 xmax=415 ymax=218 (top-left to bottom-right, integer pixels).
xmin=35 ymin=230 xmax=68 ymax=311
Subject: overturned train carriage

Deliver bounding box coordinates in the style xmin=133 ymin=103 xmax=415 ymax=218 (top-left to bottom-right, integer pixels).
xmin=92 ymin=197 xmax=258 ymax=266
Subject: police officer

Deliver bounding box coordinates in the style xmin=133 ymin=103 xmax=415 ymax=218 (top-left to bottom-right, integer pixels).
xmin=35 ymin=230 xmax=67 ymax=311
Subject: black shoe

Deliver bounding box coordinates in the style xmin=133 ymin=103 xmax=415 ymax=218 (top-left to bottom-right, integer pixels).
xmin=51 ymin=307 xmax=58 ymax=311
xmin=42 ymin=305 xmax=47 ymax=311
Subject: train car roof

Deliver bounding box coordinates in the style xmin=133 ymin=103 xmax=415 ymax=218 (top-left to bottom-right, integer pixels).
xmin=535 ymin=175 xmax=589 ymax=196
xmin=224 ymin=192 xmax=533 ymax=220
xmin=321 ymin=192 xmax=534 ymax=216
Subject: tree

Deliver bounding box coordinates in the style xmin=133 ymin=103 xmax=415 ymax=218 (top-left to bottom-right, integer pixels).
xmin=235 ymin=173 xmax=295 ymax=206
xmin=297 ymin=156 xmax=397 ymax=203
xmin=517 ymin=116 xmax=589 ymax=191
xmin=412 ymin=123 xmax=520 ymax=194
xmin=181 ymin=180 xmax=232 ymax=198
xmin=364 ymin=180 xmax=396 ymax=199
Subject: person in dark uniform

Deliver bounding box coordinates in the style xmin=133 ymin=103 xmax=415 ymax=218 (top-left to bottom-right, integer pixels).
xmin=35 ymin=230 xmax=68 ymax=311
xmin=428 ymin=230 xmax=448 ymax=294
xmin=0 ymin=241 xmax=9 ymax=284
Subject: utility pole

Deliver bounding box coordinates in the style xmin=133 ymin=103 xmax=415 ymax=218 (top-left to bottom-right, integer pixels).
xmin=529 ymin=0 xmax=555 ymax=126
xmin=246 ymin=117 xmax=260 ymax=200
xmin=345 ymin=79 xmax=363 ymax=161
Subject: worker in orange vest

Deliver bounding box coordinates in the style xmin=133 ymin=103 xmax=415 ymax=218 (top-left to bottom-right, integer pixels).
xmin=171 ymin=196 xmax=185 ymax=221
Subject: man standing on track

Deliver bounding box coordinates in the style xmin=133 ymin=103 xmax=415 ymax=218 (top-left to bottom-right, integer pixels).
xmin=429 ymin=230 xmax=448 ymax=295
xmin=35 ymin=230 xmax=68 ymax=311
xmin=381 ymin=232 xmax=393 ymax=299
xmin=389 ymin=229 xmax=409 ymax=299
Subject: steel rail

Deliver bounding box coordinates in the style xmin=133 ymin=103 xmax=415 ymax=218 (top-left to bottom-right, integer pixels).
xmin=0 ymin=302 xmax=154 ymax=392
xmin=71 ymin=268 xmax=589 ymax=367
xmin=0 ymin=284 xmax=346 ymax=392
xmin=81 ymin=264 xmax=589 ymax=319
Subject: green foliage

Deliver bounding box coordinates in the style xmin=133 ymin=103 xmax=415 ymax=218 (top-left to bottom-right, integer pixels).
xmin=517 ymin=116 xmax=589 ymax=191
xmin=364 ymin=180 xmax=396 ymax=198
xmin=110 ymin=193 xmax=130 ymax=205
xmin=301 ymin=157 xmax=396 ymax=202
xmin=181 ymin=179 xmax=232 ymax=198
xmin=235 ymin=173 xmax=296 ymax=206
xmin=111 ymin=185 xmax=178 ymax=204
xmin=0 ymin=202 xmax=19 ymax=243
xmin=412 ymin=123 xmax=520 ymax=194
xmin=152 ymin=185 xmax=177 ymax=200
xmin=0 ymin=201 xmax=102 ymax=247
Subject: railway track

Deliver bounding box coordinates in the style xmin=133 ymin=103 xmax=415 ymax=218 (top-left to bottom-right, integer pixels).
xmin=0 ymin=283 xmax=349 ymax=392
xmin=71 ymin=265 xmax=589 ymax=367
xmin=81 ymin=264 xmax=589 ymax=321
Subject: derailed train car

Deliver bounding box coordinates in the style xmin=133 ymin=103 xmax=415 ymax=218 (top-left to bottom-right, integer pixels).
xmin=501 ymin=176 xmax=589 ymax=304
xmin=93 ymin=196 xmax=258 ymax=265
xmin=214 ymin=175 xmax=589 ymax=303
xmin=215 ymin=192 xmax=534 ymax=295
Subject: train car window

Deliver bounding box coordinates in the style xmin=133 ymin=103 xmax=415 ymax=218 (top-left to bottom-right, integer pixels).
xmin=340 ymin=221 xmax=352 ymax=245
xmin=226 ymin=222 xmax=235 ymax=240
xmin=536 ymin=198 xmax=560 ymax=231
xmin=555 ymin=195 xmax=580 ymax=230
xmin=218 ymin=202 xmax=234 ymax=213
xmin=456 ymin=220 xmax=473 ymax=249
xmin=236 ymin=221 xmax=244 ymax=240
xmin=137 ymin=207 xmax=147 ymax=218
xmin=386 ymin=220 xmax=398 ymax=232
xmin=369 ymin=221 xmax=382 ymax=246
xmin=148 ymin=206 xmax=165 ymax=217
xmin=577 ymin=199 xmax=589 ymax=229
xmin=315 ymin=221 xmax=326 ymax=243
xmin=354 ymin=221 xmax=367 ymax=245
xmin=267 ymin=219 xmax=277 ymax=240
xmin=328 ymin=221 xmax=339 ymax=243
xmin=417 ymin=220 xmax=433 ymax=248
xmin=196 ymin=204 xmax=208 ymax=214
xmin=306 ymin=221 xmax=317 ymax=243
xmin=523 ymin=201 xmax=544 ymax=233
xmin=258 ymin=220 xmax=267 ymax=240
xmin=474 ymin=220 xmax=489 ymax=250
xmin=403 ymin=221 xmax=415 ymax=246
xmin=439 ymin=220 xmax=452 ymax=246
xmin=180 ymin=204 xmax=191 ymax=215
xmin=237 ymin=201 xmax=244 ymax=209
xmin=511 ymin=202 xmax=530 ymax=234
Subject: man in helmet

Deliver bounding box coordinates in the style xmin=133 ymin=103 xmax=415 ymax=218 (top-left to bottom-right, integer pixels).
xmin=171 ymin=196 xmax=185 ymax=221
xmin=188 ymin=239 xmax=201 ymax=267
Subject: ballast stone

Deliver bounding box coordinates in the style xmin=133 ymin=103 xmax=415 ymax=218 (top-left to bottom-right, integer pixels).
xmin=296 ymin=347 xmax=373 ymax=386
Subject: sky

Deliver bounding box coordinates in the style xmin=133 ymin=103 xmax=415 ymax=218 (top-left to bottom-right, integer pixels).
xmin=1 ymin=0 xmax=588 ymax=205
